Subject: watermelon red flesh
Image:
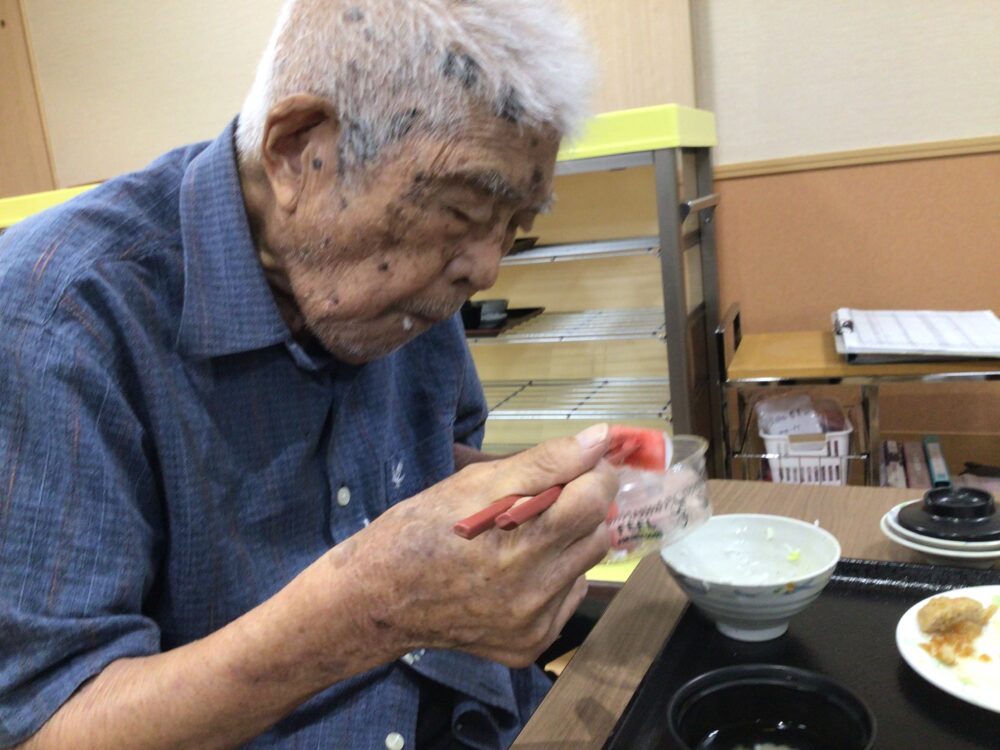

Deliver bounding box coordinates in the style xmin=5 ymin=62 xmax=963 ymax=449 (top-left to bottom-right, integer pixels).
xmin=606 ymin=426 xmax=666 ymax=471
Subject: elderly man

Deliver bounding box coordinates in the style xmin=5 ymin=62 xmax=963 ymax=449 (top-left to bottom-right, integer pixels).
xmin=0 ymin=1 xmax=617 ymax=749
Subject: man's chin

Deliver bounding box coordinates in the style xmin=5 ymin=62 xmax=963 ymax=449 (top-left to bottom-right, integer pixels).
xmin=313 ymin=329 xmax=417 ymax=365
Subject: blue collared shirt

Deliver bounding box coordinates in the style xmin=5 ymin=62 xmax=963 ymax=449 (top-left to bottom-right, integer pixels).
xmin=0 ymin=121 xmax=548 ymax=748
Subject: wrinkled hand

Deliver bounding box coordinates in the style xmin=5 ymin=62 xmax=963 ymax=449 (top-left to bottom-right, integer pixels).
xmin=328 ymin=423 xmax=617 ymax=668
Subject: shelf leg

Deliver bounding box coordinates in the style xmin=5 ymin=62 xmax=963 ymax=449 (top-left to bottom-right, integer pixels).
xmin=694 ymin=147 xmax=725 ymax=478
xmin=862 ymin=385 xmax=880 ymax=486
xmin=654 ymin=149 xmax=693 ymax=437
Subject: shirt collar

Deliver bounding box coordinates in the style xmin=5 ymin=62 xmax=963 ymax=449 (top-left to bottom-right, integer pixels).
xmin=176 ymin=119 xmax=290 ymax=359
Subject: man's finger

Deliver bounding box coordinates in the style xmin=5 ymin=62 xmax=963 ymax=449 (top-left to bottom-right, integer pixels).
xmin=539 ymin=575 xmax=590 ymax=655
xmin=529 ymin=462 xmax=619 ymax=546
xmin=545 ymin=518 xmax=614 ymax=590
xmin=491 ymin=423 xmax=611 ymax=498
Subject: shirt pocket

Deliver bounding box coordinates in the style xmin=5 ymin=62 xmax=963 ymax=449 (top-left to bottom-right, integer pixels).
xmin=383 ymin=424 xmax=456 ymax=506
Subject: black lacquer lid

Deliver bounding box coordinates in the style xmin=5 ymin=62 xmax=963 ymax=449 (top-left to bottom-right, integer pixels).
xmin=896 ymin=487 xmax=1000 ymax=542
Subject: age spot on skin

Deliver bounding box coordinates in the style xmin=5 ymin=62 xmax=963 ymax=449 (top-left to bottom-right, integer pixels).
xmin=344 ymin=7 xmax=364 ymax=23
xmin=378 ymin=262 xmax=390 ymax=272
xmin=340 ymin=197 xmax=349 ymax=210
xmin=329 ymin=293 xmax=340 ymax=306
xmin=340 ymin=119 xmax=379 ymax=169
xmin=312 ymin=158 xmax=323 ymax=170
xmin=531 ymin=167 xmax=543 ymax=185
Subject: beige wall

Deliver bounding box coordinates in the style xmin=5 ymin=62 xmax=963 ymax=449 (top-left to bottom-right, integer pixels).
xmin=23 ymin=0 xmax=694 ymax=188
xmin=22 ymin=0 xmax=284 ymax=187
xmin=0 ymin=0 xmax=54 ymax=198
xmin=691 ymin=0 xmax=1000 ymax=166
xmin=565 ymin=0 xmax=695 ymax=112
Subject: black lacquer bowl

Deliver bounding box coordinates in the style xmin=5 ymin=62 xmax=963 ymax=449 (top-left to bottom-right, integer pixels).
xmin=666 ymin=664 xmax=876 ymax=750
xmin=896 ymin=487 xmax=1000 ymax=542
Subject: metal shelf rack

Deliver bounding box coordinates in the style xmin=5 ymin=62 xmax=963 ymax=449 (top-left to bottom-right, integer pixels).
xmin=468 ymin=308 xmax=665 ymax=345
xmin=500 ymin=236 xmax=659 ymax=266
xmin=483 ymin=378 xmax=671 ymax=422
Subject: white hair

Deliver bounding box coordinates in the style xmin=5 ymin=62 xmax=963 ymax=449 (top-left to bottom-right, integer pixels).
xmin=236 ymin=0 xmax=593 ymax=166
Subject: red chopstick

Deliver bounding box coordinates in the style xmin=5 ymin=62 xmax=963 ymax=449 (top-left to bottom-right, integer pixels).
xmin=453 ymin=485 xmax=565 ymax=539
xmin=452 ymin=494 xmax=521 ymax=539
xmin=494 ymin=485 xmax=563 ymax=530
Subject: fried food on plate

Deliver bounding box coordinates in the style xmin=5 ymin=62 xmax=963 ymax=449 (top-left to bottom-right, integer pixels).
xmin=917 ymin=596 xmax=998 ymax=666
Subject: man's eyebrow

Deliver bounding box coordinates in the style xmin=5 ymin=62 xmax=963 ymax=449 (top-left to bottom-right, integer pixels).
xmin=440 ymin=169 xmax=524 ymax=206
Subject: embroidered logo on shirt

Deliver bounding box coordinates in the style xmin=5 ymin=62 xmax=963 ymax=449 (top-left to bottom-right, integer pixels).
xmin=391 ymin=460 xmax=406 ymax=489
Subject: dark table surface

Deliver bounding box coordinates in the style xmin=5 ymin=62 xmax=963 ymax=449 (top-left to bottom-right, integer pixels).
xmin=512 ymin=480 xmax=939 ymax=749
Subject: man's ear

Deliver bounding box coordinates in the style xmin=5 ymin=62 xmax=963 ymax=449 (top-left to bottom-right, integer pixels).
xmin=261 ymin=94 xmax=341 ymax=213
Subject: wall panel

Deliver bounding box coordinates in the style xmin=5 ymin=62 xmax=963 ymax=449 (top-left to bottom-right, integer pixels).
xmin=691 ymin=0 xmax=1000 ymax=165
xmin=716 ymin=152 xmax=1000 ymax=442
xmin=0 ymin=0 xmax=54 ymax=197
xmin=22 ymin=0 xmax=282 ymax=186
xmin=23 ymin=0 xmax=696 ymax=188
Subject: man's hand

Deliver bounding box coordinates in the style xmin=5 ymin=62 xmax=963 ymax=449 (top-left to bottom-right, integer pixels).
xmin=17 ymin=427 xmax=614 ymax=750
xmin=330 ymin=423 xmax=617 ymax=667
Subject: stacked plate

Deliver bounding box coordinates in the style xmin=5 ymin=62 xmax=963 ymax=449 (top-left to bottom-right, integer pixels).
xmin=880 ymin=487 xmax=1000 ymax=568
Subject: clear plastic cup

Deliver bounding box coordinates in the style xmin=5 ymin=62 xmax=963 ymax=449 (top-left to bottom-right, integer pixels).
xmin=605 ymin=435 xmax=712 ymax=562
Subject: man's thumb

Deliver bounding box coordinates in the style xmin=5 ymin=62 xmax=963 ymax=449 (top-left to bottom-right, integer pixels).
xmin=573 ymin=423 xmax=610 ymax=456
xmin=503 ymin=423 xmax=610 ymax=493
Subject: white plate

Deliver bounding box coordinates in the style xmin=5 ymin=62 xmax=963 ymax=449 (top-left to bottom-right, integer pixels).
xmin=896 ymin=585 xmax=1000 ymax=713
xmin=887 ymin=502 xmax=1000 ymax=551
xmin=880 ymin=516 xmax=1000 ymax=564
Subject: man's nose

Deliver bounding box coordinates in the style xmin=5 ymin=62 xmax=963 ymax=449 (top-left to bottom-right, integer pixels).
xmin=446 ymin=233 xmax=506 ymax=292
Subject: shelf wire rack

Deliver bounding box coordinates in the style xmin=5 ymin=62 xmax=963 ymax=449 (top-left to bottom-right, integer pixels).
xmin=501 ymin=236 xmax=658 ymax=266
xmin=470 ymin=308 xmax=666 ymax=345
xmin=482 ymin=377 xmax=671 ymax=421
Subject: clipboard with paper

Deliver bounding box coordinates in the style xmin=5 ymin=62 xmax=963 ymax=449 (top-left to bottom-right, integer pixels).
xmin=832 ymin=308 xmax=1000 ymax=364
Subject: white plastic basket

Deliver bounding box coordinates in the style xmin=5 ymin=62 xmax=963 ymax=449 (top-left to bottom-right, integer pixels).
xmin=760 ymin=420 xmax=853 ymax=485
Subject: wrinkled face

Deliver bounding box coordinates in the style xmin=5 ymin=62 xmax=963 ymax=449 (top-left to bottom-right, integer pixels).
xmin=262 ymin=110 xmax=559 ymax=364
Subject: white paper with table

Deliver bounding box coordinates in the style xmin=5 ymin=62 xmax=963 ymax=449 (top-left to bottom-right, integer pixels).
xmin=833 ymin=308 xmax=1000 ymax=363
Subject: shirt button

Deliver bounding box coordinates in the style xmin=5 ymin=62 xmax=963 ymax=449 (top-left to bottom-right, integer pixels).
xmin=336 ymin=486 xmax=351 ymax=506
xmin=385 ymin=732 xmax=405 ymax=750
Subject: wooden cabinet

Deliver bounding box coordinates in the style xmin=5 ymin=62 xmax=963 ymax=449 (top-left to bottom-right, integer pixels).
xmin=719 ymin=319 xmax=1000 ymax=485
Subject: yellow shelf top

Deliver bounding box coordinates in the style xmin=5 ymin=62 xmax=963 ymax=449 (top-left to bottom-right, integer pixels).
xmin=558 ymin=104 xmax=717 ymax=162
xmin=0 ymin=184 xmax=100 ymax=230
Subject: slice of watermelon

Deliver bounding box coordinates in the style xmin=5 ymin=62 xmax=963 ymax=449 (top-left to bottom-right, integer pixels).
xmin=606 ymin=426 xmax=670 ymax=471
